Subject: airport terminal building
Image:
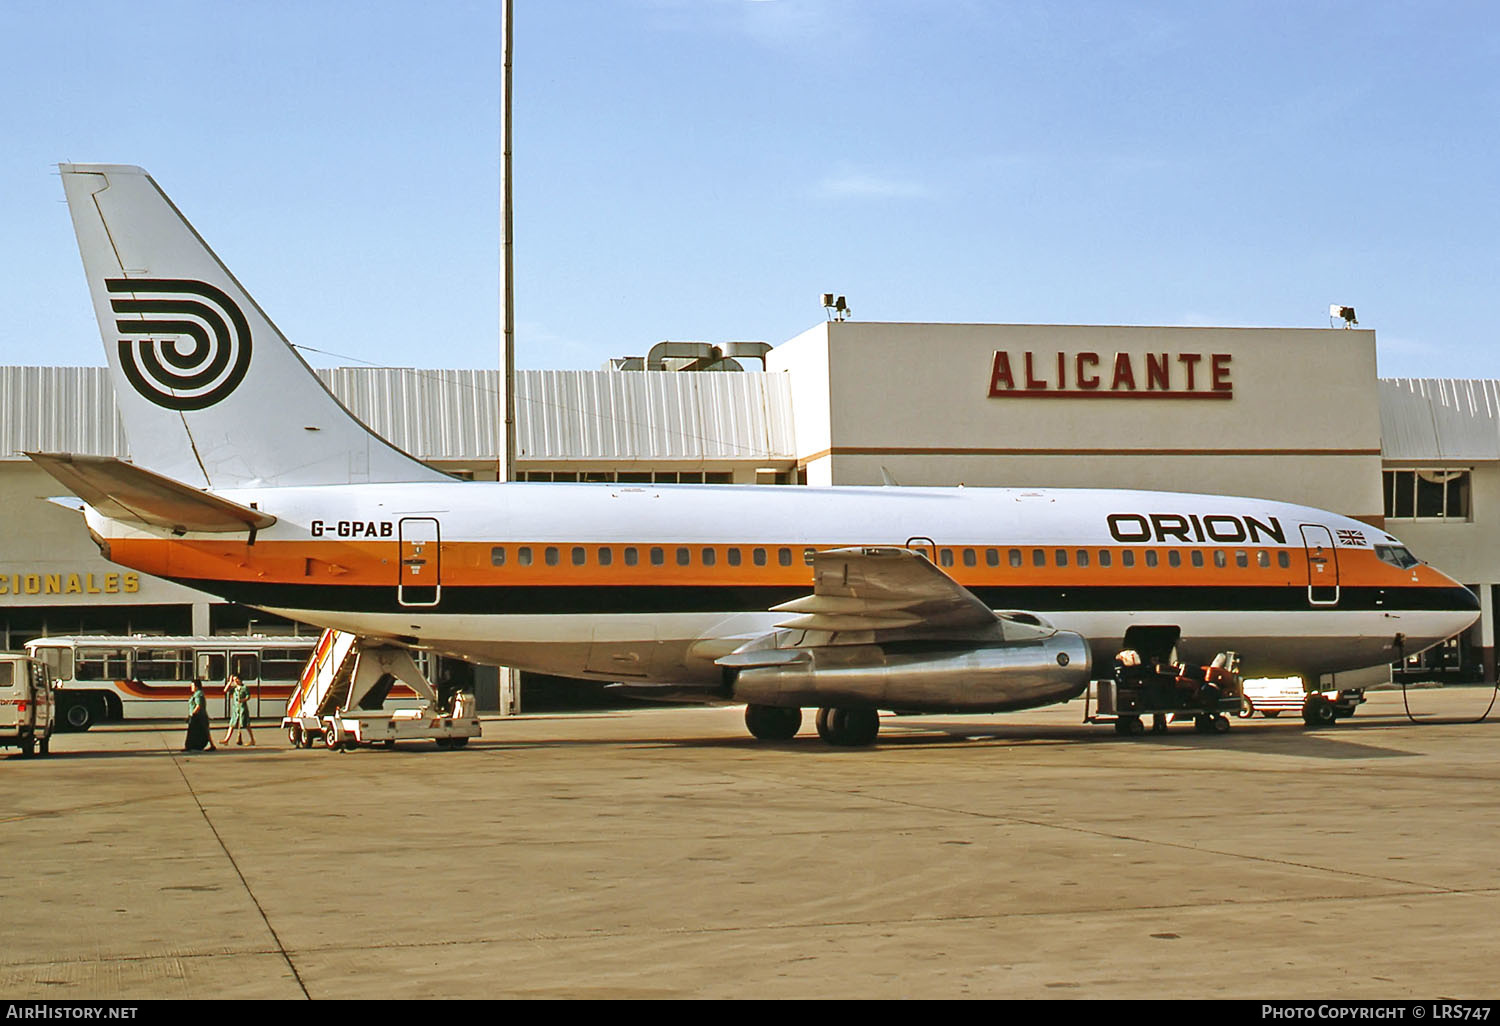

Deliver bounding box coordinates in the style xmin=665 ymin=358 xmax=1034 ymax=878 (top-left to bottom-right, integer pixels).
xmin=3 ymin=320 xmax=1496 ymax=696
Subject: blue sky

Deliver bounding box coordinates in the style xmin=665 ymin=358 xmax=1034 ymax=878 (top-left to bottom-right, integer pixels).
xmin=1 ymin=0 xmax=1496 ymax=377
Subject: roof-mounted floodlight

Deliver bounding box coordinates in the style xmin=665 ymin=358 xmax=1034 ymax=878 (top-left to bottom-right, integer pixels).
xmin=823 ymin=293 xmax=850 ymax=322
xmin=1329 ymin=304 xmax=1358 ymax=328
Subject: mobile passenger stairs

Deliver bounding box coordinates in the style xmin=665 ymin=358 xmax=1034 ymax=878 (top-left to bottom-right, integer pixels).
xmin=282 ymin=629 xmax=481 ymax=751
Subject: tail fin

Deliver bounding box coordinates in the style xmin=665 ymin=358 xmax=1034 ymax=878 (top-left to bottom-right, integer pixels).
xmin=58 ymin=164 xmax=447 ymax=488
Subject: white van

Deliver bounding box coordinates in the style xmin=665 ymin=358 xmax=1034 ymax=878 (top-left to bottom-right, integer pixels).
xmin=0 ymin=654 xmax=55 ymax=757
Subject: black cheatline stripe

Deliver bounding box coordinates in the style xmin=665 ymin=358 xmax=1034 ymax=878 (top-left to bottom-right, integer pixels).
xmin=155 ymin=579 xmax=1480 ymax=618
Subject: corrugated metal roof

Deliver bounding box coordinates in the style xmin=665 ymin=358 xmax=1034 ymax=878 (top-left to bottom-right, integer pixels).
xmin=1379 ymin=379 xmax=1500 ymax=462
xmin=0 ymin=366 xmax=797 ymax=464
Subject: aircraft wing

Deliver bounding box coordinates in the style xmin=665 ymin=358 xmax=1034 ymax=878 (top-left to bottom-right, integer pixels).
xmin=25 ymin=452 xmax=276 ymax=534
xmin=769 ymin=546 xmax=997 ymax=633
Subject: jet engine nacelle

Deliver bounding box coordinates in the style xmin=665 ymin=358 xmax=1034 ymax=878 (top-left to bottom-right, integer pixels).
xmin=729 ymin=632 xmax=1092 ymax=713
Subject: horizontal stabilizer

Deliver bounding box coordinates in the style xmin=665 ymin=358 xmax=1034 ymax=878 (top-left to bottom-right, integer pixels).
xmin=25 ymin=452 xmax=276 ymax=534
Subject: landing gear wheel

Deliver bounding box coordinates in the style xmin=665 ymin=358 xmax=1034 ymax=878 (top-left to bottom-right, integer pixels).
xmin=815 ymin=706 xmax=835 ymax=742
xmin=744 ymin=704 xmax=802 ymax=741
xmin=1238 ymin=697 xmax=1256 ymax=719
xmin=1302 ymin=693 xmax=1336 ymax=727
xmin=815 ymin=706 xmax=880 ymax=747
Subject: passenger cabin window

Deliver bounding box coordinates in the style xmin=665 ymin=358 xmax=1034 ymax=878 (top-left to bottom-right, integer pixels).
xmin=572 ymin=547 xmax=586 ymax=566
xmin=1098 ymin=550 xmax=1112 ymax=568
xmin=624 ymin=547 xmax=639 ymax=566
xmin=1257 ymin=550 xmax=1270 ymax=568
xmin=1076 ymin=549 xmax=1089 ymax=568
xmin=778 ymin=548 xmax=793 ymax=567
xmin=940 ymin=549 xmax=954 ymax=567
xmin=1192 ymin=550 xmax=1205 ymax=568
xmin=702 ymin=548 xmax=716 ymax=567
xmin=753 ymin=548 xmax=767 ymax=567
xmin=545 ymin=546 xmax=560 ymax=566
xmin=518 ymin=547 xmax=532 ymax=566
xmin=1236 ymin=550 xmax=1249 ymax=568
xmin=963 ymin=549 xmax=977 ymax=568
xmin=727 ymin=548 xmax=742 ymax=567
xmin=651 ymin=547 xmax=665 ymax=566
xmin=599 ymin=547 xmax=613 ymax=566
xmin=1277 ymin=550 xmax=1290 ymax=569
xmin=1121 ymin=550 xmax=1135 ymax=568
xmin=1009 ymin=549 xmax=1023 ymax=568
xmin=490 ymin=546 xmax=506 ymax=566
xmin=1214 ymin=550 xmax=1227 ymax=568
xmin=1054 ymin=549 xmax=1068 ymax=568
xmin=1168 ymin=550 xmax=1181 ymax=568
xmin=1144 ymin=550 xmax=1158 ymax=568
xmin=677 ymin=547 xmax=691 ymax=567
xmin=1032 ymin=549 xmax=1046 ymax=568
xmin=986 ymin=548 xmax=999 ymax=567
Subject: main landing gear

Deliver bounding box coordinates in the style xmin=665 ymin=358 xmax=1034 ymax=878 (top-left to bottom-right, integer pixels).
xmin=743 ymin=704 xmax=881 ymax=747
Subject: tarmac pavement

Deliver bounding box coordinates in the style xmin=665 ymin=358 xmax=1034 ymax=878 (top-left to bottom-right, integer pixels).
xmin=1 ymin=687 xmax=1497 ymax=1000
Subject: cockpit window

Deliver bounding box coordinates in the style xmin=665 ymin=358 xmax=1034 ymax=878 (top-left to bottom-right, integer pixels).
xmin=1374 ymin=544 xmax=1420 ymax=570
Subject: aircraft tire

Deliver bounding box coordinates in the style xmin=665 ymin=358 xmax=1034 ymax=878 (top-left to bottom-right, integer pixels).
xmin=815 ymin=706 xmax=835 ymax=742
xmin=745 ymin=704 xmax=802 ymax=741
xmin=820 ymin=707 xmax=879 ymax=747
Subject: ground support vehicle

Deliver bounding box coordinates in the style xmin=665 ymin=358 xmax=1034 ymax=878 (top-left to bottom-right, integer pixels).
xmin=0 ymin=654 xmax=55 ymax=757
xmin=1085 ymin=652 xmax=1244 ymax=736
xmin=283 ymin=629 xmax=481 ymax=751
xmin=1238 ymin=675 xmax=1365 ymax=725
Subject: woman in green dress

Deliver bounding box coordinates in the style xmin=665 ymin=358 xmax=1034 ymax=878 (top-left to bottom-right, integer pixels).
xmin=221 ymin=674 xmax=256 ymax=746
xmin=184 ymin=679 xmax=216 ymax=752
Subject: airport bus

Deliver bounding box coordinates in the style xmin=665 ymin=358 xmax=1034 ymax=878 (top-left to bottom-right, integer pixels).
xmin=24 ymin=635 xmax=322 ymax=731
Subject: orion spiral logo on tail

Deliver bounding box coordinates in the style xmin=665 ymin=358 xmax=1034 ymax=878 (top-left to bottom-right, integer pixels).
xmin=106 ymin=278 xmax=253 ymax=410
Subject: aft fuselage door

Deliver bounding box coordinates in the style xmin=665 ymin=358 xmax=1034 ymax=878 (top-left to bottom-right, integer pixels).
xmin=398 ymin=517 xmax=442 ymax=607
xmin=1299 ymin=524 xmax=1340 ymax=606
xmin=906 ymin=536 xmax=937 ymax=564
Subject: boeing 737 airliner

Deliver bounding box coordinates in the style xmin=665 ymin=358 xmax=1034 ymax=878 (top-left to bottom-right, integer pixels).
xmin=31 ymin=164 xmax=1480 ymax=745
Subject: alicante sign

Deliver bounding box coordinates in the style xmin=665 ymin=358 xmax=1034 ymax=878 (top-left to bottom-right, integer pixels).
xmin=988 ymin=350 xmax=1234 ymax=399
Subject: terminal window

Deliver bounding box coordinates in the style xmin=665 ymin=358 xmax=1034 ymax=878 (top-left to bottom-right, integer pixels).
xmin=1384 ymin=469 xmax=1471 ymax=521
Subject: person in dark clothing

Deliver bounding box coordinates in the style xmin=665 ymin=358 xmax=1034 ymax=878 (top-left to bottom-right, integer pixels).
xmin=184 ymin=678 xmax=216 ymax=752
